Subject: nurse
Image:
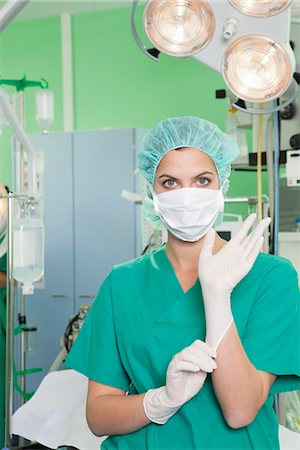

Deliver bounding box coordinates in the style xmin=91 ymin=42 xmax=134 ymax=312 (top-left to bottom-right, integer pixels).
xmin=66 ymin=116 xmax=300 ymax=449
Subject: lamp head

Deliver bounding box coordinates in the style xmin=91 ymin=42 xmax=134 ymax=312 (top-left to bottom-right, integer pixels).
xmin=143 ymin=0 xmax=215 ymax=57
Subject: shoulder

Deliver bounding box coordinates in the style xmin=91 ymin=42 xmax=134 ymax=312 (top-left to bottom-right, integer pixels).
xmin=109 ymin=246 xmax=163 ymax=282
xmin=249 ymin=253 xmax=299 ymax=306
xmin=251 ymin=252 xmax=298 ymax=281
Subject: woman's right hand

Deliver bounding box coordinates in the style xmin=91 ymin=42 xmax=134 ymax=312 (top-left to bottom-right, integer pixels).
xmin=143 ymin=340 xmax=217 ymax=424
xmin=165 ymin=339 xmax=217 ymax=406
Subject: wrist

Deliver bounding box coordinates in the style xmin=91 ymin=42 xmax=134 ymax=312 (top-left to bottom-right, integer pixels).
xmin=143 ymin=387 xmax=180 ymax=425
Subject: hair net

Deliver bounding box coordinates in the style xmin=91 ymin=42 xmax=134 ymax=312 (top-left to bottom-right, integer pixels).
xmin=138 ymin=116 xmax=239 ymax=193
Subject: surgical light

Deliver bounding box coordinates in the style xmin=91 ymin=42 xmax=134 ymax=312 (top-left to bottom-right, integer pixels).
xmin=222 ymin=35 xmax=294 ymax=103
xmin=143 ymin=0 xmax=215 ymax=57
xmin=229 ymin=0 xmax=291 ymax=17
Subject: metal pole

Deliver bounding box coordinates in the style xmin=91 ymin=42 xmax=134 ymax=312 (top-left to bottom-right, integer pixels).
xmin=18 ymin=90 xmax=26 ymax=407
xmin=4 ymin=193 xmax=14 ymax=448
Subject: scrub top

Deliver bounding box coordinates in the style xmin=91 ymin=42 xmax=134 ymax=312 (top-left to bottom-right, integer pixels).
xmin=66 ymin=244 xmax=300 ymax=450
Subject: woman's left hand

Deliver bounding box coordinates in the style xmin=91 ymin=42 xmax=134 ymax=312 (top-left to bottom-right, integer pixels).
xmin=199 ymin=213 xmax=271 ymax=296
xmin=198 ymin=213 xmax=271 ymax=350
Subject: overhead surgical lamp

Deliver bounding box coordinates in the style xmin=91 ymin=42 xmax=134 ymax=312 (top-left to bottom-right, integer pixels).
xmin=222 ymin=35 xmax=294 ymax=103
xmin=143 ymin=0 xmax=215 ymax=56
xmin=132 ymin=0 xmax=296 ymax=104
xmin=228 ymin=0 xmax=291 ymax=18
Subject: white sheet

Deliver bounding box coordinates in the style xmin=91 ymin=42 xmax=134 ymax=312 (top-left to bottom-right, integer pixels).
xmin=12 ymin=369 xmax=104 ymax=449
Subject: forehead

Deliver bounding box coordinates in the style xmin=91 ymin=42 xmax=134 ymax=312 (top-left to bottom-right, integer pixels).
xmin=155 ymin=147 xmax=216 ymax=173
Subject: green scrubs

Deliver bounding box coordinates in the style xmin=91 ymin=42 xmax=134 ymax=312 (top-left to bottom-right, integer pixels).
xmin=66 ymin=244 xmax=300 ymax=449
xmin=0 ymin=249 xmax=7 ymax=448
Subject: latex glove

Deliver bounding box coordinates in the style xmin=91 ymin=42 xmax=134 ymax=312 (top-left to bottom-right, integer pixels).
xmin=143 ymin=340 xmax=217 ymax=424
xmin=198 ymin=213 xmax=271 ymax=350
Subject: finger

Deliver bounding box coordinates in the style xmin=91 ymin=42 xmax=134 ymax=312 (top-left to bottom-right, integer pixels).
xmin=172 ymin=360 xmax=201 ymax=374
xmin=180 ymin=348 xmax=217 ymax=372
xmin=247 ymin=236 xmax=264 ymax=267
xmin=243 ymin=217 xmax=271 ymax=256
xmin=192 ymin=340 xmax=217 ymax=358
xmin=234 ymin=213 xmax=257 ymax=244
xmin=199 ymin=228 xmax=216 ymax=259
xmin=186 ymin=348 xmax=217 ymax=372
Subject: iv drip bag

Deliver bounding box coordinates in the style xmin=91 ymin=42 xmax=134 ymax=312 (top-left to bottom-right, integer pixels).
xmin=13 ymin=217 xmax=44 ymax=293
xmin=35 ymin=90 xmax=54 ymax=132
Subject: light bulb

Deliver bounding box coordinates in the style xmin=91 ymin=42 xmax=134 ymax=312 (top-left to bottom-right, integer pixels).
xmin=143 ymin=0 xmax=215 ymax=57
xmin=229 ymin=0 xmax=291 ymax=18
xmin=35 ymin=90 xmax=54 ymax=133
xmin=222 ymin=35 xmax=294 ymax=102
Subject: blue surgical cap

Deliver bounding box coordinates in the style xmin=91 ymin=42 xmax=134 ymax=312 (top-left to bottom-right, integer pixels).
xmin=138 ymin=116 xmax=239 ymax=193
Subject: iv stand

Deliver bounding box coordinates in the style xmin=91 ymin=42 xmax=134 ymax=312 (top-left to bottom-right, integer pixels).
xmin=4 ymin=192 xmax=14 ymax=448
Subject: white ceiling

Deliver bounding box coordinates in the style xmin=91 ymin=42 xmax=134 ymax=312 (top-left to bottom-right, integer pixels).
xmin=0 ymin=1 xmax=142 ymax=22
xmin=1 ymin=0 xmax=300 ymax=22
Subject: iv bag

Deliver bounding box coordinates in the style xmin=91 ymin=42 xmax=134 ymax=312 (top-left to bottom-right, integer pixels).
xmin=13 ymin=217 xmax=44 ymax=291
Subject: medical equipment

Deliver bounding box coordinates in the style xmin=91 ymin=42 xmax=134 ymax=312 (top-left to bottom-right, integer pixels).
xmin=132 ymin=1 xmax=295 ymax=103
xmin=64 ymin=305 xmax=90 ymax=353
xmin=13 ymin=205 xmax=44 ymax=295
xmin=0 ymin=79 xmax=48 ymax=449
xmin=35 ymin=89 xmax=54 ymax=133
xmin=215 ymin=214 xmax=243 ymax=241
xmin=286 ymin=149 xmax=300 ymax=186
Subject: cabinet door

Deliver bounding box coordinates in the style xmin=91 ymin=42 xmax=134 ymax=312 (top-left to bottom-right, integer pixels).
xmin=73 ymin=129 xmax=136 ymax=309
xmin=21 ymin=133 xmax=74 ymax=393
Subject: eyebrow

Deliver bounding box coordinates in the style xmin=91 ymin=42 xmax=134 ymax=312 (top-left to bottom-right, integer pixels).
xmin=158 ymin=171 xmax=214 ymax=179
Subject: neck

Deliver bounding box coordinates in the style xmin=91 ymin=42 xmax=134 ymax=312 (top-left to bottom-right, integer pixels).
xmin=165 ymin=230 xmax=226 ymax=273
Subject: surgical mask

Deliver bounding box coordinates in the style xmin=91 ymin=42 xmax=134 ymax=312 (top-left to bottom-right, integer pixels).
xmin=151 ymin=187 xmax=224 ymax=242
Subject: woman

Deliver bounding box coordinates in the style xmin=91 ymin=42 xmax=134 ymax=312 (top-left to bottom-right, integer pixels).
xmin=66 ymin=116 xmax=300 ymax=449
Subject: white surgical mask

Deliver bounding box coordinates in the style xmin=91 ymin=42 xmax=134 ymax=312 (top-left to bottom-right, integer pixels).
xmin=151 ymin=187 xmax=224 ymax=242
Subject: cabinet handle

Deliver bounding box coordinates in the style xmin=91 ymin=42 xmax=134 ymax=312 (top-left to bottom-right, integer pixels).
xmin=79 ymin=295 xmax=95 ymax=299
xmin=52 ymin=294 xmax=68 ymax=298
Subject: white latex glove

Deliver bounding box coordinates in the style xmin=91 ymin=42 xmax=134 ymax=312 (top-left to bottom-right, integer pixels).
xmin=143 ymin=340 xmax=217 ymax=424
xmin=198 ymin=213 xmax=271 ymax=350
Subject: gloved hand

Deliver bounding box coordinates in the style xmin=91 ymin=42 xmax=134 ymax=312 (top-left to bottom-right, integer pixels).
xmin=198 ymin=213 xmax=271 ymax=350
xmin=143 ymin=340 xmax=217 ymax=424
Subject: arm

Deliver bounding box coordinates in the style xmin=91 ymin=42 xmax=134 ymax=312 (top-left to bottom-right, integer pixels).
xmin=86 ymin=381 xmax=149 ymax=437
xmin=87 ymin=340 xmax=217 ymax=436
xmin=198 ymin=214 xmax=274 ymax=428
xmin=0 ymin=271 xmax=6 ymax=288
xmin=211 ymin=322 xmax=276 ymax=428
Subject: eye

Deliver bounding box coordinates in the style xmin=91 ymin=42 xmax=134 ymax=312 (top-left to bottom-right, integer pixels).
xmin=163 ymin=179 xmax=177 ymax=188
xmin=196 ymin=177 xmax=210 ymax=186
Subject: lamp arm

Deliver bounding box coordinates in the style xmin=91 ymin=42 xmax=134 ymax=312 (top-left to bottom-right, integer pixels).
xmin=0 ymin=0 xmax=30 ymax=33
xmin=131 ymin=0 xmax=159 ymax=62
xmin=231 ymin=78 xmax=300 ymax=115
